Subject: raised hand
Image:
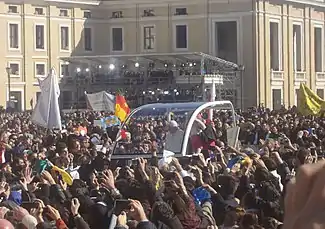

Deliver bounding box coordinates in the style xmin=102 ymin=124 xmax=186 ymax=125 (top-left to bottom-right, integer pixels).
xmin=100 ymin=170 xmax=115 ymax=190
xmin=284 ymin=161 xmax=325 ymax=229
xmin=128 ymin=199 xmax=147 ymax=222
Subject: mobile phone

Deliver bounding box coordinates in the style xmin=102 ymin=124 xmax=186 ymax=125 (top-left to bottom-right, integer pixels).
xmin=131 ymin=159 xmax=139 ymax=166
xmin=192 ymin=154 xmax=200 ymax=160
xmin=43 ymin=206 xmax=49 ymax=215
xmin=21 ymin=202 xmax=39 ymax=211
xmin=58 ymin=173 xmax=63 ymax=181
xmin=164 ymin=172 xmax=176 ymax=181
xmin=209 ymin=153 xmax=216 ymax=162
xmin=164 ymin=180 xmax=174 ymax=188
xmin=114 ymin=199 xmax=131 ymax=215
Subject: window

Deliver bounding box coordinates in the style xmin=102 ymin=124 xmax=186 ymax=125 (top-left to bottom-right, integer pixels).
xmin=8 ymin=6 xmax=18 ymax=13
xmin=83 ymin=11 xmax=91 ymax=18
xmin=60 ymin=26 xmax=69 ymax=51
xmin=60 ymin=63 xmax=70 ymax=77
xmin=272 ymin=88 xmax=282 ymax=110
xmin=175 ymin=25 xmax=187 ymax=49
xmin=9 ymin=23 xmax=19 ymax=49
xmin=175 ymin=8 xmax=187 ymax=15
xmin=143 ymin=9 xmax=155 ymax=17
xmin=35 ymin=63 xmax=46 ymax=77
xmin=35 ymin=7 xmax=44 ymax=15
xmin=8 ymin=63 xmax=20 ymax=77
xmin=143 ymin=26 xmax=155 ymax=50
xmin=270 ymin=21 xmax=280 ymax=71
xmin=60 ymin=9 xmax=68 ymax=17
xmin=317 ymin=89 xmax=324 ymax=99
xmin=315 ymin=27 xmax=323 ymax=72
xmin=112 ymin=27 xmax=123 ymax=51
xmin=293 ymin=24 xmax=302 ymax=71
xmin=36 ymin=92 xmax=41 ymax=101
xmin=35 ymin=24 xmax=45 ymax=50
xmin=84 ymin=28 xmax=92 ymax=51
xmin=111 ymin=11 xmax=123 ymax=18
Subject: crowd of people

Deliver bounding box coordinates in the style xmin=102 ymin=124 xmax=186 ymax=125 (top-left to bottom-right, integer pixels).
xmin=0 ymin=105 xmax=323 ymax=229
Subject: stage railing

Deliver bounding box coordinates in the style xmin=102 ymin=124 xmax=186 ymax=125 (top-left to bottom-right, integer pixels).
xmin=62 ymin=76 xmax=171 ymax=87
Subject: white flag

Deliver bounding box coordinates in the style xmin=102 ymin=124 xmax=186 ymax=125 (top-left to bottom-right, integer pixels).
xmin=31 ymin=68 xmax=62 ymax=130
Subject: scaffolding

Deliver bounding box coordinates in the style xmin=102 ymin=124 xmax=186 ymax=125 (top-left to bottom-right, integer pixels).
xmin=60 ymin=52 xmax=243 ymax=108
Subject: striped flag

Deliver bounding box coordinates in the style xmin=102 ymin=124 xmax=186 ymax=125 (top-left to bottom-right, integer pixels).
xmin=115 ymin=95 xmax=130 ymax=122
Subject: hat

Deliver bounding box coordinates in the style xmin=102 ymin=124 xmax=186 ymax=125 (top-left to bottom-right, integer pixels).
xmin=22 ymin=214 xmax=38 ymax=229
xmin=169 ymin=120 xmax=178 ymax=128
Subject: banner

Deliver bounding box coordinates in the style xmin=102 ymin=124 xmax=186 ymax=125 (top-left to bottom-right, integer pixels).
xmin=227 ymin=126 xmax=240 ymax=148
xmin=93 ymin=116 xmax=120 ymax=129
xmin=298 ymin=83 xmax=325 ymax=116
xmin=103 ymin=115 xmax=121 ymax=128
xmin=85 ymin=91 xmax=115 ymax=112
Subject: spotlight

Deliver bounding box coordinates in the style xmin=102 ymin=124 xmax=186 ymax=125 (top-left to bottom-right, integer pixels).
xmin=164 ymin=63 xmax=168 ymax=68
xmin=109 ymin=64 xmax=115 ymax=70
xmin=173 ymin=64 xmax=176 ymax=67
xmin=173 ymin=89 xmax=177 ymax=92
xmin=142 ymin=91 xmax=146 ymax=95
xmin=134 ymin=62 xmax=140 ymax=68
xmin=98 ymin=65 xmax=102 ymax=69
xmin=189 ymin=63 xmax=193 ymax=67
xmin=181 ymin=63 xmax=185 ymax=67
xmin=76 ymin=67 xmax=81 ymax=73
xmin=121 ymin=64 xmax=127 ymax=69
xmin=85 ymin=68 xmax=89 ymax=72
xmin=193 ymin=62 xmax=197 ymax=66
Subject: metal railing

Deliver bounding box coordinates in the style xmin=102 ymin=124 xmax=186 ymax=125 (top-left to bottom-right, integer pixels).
xmin=61 ymin=76 xmax=171 ymax=87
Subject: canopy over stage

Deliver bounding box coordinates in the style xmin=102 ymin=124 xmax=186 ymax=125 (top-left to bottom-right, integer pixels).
xmin=60 ymin=52 xmax=239 ymax=72
xmin=60 ymin=52 xmax=243 ymax=108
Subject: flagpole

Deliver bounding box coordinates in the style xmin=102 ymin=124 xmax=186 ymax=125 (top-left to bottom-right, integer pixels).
xmin=46 ymin=69 xmax=54 ymax=129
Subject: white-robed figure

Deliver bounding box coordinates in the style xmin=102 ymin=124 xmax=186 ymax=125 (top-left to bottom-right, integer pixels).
xmin=164 ymin=120 xmax=184 ymax=153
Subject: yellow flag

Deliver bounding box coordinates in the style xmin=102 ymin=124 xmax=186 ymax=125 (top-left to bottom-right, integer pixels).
xmin=51 ymin=165 xmax=73 ymax=186
xmin=298 ymin=83 xmax=325 ymax=116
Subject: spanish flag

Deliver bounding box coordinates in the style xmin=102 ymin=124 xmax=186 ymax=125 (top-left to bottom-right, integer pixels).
xmin=298 ymin=83 xmax=325 ymax=116
xmin=115 ymin=95 xmax=130 ymax=122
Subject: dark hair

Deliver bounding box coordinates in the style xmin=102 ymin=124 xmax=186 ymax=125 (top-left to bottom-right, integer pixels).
xmin=242 ymin=192 xmax=259 ymax=209
xmin=254 ymin=167 xmax=270 ymax=184
xmin=217 ymin=175 xmax=238 ymax=196
xmin=240 ymin=213 xmax=259 ymax=229
xmin=297 ymin=148 xmax=311 ymax=164
xmin=152 ymin=201 xmax=174 ymax=222
xmin=262 ymin=157 xmax=277 ymax=171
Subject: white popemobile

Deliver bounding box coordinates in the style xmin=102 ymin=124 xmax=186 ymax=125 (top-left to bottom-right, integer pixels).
xmin=111 ymin=101 xmax=236 ymax=160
